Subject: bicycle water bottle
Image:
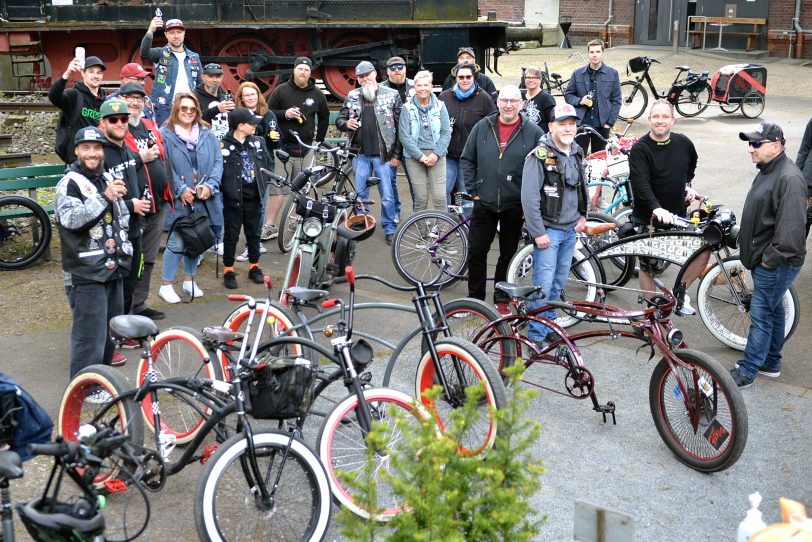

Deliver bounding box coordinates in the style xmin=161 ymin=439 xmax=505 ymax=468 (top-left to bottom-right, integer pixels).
xmin=737 ymin=492 xmax=767 ymax=542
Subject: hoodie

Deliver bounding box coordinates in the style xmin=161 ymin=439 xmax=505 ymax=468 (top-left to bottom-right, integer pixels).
xmin=101 ymin=138 xmax=142 ymax=238
xmin=49 ymin=79 xmax=108 ymax=163
xmin=268 ymin=77 xmax=330 ymax=156
xmin=194 ymin=83 xmax=230 ymax=141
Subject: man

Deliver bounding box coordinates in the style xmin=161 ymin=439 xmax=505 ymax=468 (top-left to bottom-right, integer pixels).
xmin=220 ymin=108 xmax=272 ymax=289
xmin=140 ymin=17 xmax=201 ymax=126
xmin=380 ymin=55 xmax=415 ymax=221
xmin=521 ymin=67 xmax=556 ymax=133
xmin=107 ymin=63 xmax=156 ymax=121
xmin=48 ymin=54 xmax=108 ymax=164
xmin=439 ymin=63 xmax=496 ymax=205
xmin=521 ymin=104 xmax=588 ymax=344
xmin=730 ymin=123 xmax=807 ymax=388
xmin=460 ymin=85 xmax=542 ymax=310
xmin=795 ymin=117 xmax=812 ymax=236
xmin=336 ymin=60 xmax=402 ymax=244
xmin=194 ymin=62 xmax=234 ymax=141
xmin=563 ymin=39 xmax=621 ymax=154
xmin=54 ymin=126 xmax=132 ymax=379
xmin=119 ymin=82 xmax=169 ymax=322
xmin=266 ymin=56 xmax=330 ymax=239
xmin=441 ymin=47 xmax=497 ymax=96
xmin=98 ymin=99 xmax=150 ymax=332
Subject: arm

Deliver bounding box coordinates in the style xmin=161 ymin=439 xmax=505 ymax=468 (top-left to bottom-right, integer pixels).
xmin=390 ymin=95 xmax=403 ymax=159
xmin=762 ymin=174 xmax=808 ymax=268
xmin=606 ymin=69 xmax=622 ymax=127
xmin=54 ymin=177 xmax=110 ymax=232
xmin=563 ymin=69 xmax=581 ymax=108
xmin=315 ymin=94 xmax=330 ymax=142
xmin=335 ymin=103 xmax=351 ymax=132
xmin=139 ymin=21 xmax=162 ymax=64
xmin=203 ymin=132 xmax=223 ymax=194
xmin=521 ymin=155 xmax=547 ymax=240
xmin=686 ymin=138 xmax=698 ymax=184
xmin=48 ymin=76 xmax=70 ymax=110
xmin=201 ymin=101 xmax=220 ymax=123
xmin=397 ymin=105 xmax=421 ymax=160
xmin=796 ymin=119 xmax=812 ymax=192
xmin=460 ymin=123 xmax=480 ymax=195
xmin=628 ymin=143 xmax=662 ymax=218
xmin=435 ymin=103 xmax=452 ymax=158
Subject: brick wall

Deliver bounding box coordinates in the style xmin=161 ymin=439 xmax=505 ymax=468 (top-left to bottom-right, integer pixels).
xmin=478 ymin=0 xmax=525 ymax=22
xmin=558 ymin=0 xmax=635 ymax=46
xmin=767 ymin=0 xmax=812 ymax=58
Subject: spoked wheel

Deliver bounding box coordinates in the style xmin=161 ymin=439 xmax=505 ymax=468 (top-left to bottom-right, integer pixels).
xmin=391 ymin=210 xmax=468 ymax=288
xmin=216 ymin=34 xmax=279 ymax=98
xmin=719 ymin=101 xmax=740 ymax=114
xmin=321 ymin=34 xmax=375 ymax=101
xmin=0 ymin=195 xmax=52 ymax=270
xmin=649 ymin=349 xmax=747 ymax=472
xmin=583 ymin=211 xmax=635 ymax=289
xmin=277 ymin=195 xmax=300 ymax=253
xmin=620 ymin=82 xmax=647 ymax=120
xmin=740 ymin=91 xmax=765 ymax=118
xmin=674 ymin=81 xmax=711 ymax=117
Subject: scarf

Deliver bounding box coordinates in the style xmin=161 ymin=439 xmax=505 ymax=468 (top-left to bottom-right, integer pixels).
xmin=454 ymin=83 xmax=477 ymax=101
xmin=174 ymin=123 xmax=200 ymax=151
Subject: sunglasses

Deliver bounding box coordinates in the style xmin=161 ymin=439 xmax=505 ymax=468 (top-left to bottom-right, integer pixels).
xmin=180 ymin=105 xmax=197 ymax=114
xmin=388 ymin=64 xmax=405 ymax=71
xmin=105 ymin=115 xmax=129 ymax=124
xmin=748 ymin=140 xmax=772 ymax=149
xmin=457 ymin=75 xmax=473 ymax=80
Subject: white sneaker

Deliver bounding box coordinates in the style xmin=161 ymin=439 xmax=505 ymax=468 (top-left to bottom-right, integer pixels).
xmin=207 ymin=242 xmax=224 ymax=256
xmin=679 ymin=294 xmax=696 ymax=316
xmin=159 ymin=284 xmax=181 ymax=304
xmin=235 ymin=248 xmax=249 ymax=262
xmin=183 ymin=280 xmax=204 ymax=298
xmin=261 ymin=224 xmax=278 ymax=241
xmin=86 ymin=387 xmax=112 ymax=404
xmin=259 ymin=243 xmax=267 ymax=254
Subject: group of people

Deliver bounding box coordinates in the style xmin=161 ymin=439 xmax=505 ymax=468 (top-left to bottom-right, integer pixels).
xmin=48 ymin=20 xmax=809 ymax=391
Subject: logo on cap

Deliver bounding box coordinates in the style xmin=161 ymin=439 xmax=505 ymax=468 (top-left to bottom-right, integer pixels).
xmin=553 ymin=103 xmax=578 ymax=121
xmin=81 ymin=128 xmax=102 ymax=140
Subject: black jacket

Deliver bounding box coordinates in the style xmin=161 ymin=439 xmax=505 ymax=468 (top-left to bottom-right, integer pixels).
xmin=460 ymin=112 xmax=543 ymax=212
xmin=738 ymin=152 xmax=807 ymax=270
xmin=48 ymin=79 xmax=107 ymax=163
xmin=438 ymin=85 xmax=496 ymax=158
xmin=194 ymin=83 xmax=230 ymax=140
xmin=102 ymin=139 xmax=142 ymax=238
xmin=268 ymin=77 xmax=330 ymax=156
xmin=219 ymin=133 xmax=272 ymax=207
xmin=441 ymin=64 xmax=497 ymax=96
xmin=796 ymin=117 xmax=812 ymax=195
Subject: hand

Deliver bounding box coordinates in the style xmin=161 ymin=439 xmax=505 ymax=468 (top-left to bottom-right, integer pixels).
xmin=685 ymin=186 xmax=701 ymax=202
xmin=103 ymin=180 xmax=126 ymax=201
xmin=347 ymin=118 xmax=361 ymax=131
xmin=389 ymin=158 xmax=401 ymax=168
xmin=148 ymin=16 xmax=163 ymax=34
xmin=268 ymin=130 xmax=280 ymax=142
xmin=218 ymin=100 xmax=235 ymax=113
xmin=180 ymin=187 xmax=195 ymax=205
xmin=287 ymin=107 xmax=302 ymax=120
xmin=132 ymin=198 xmax=150 ymax=216
xmin=535 ymin=234 xmax=551 ymax=249
xmin=574 ymin=215 xmax=587 ymax=233
xmin=139 ymin=146 xmax=158 ymax=163
xmin=652 ymin=207 xmax=674 ymax=225
xmin=426 ymin=153 xmax=439 ymax=167
xmin=580 ymin=95 xmax=593 ymax=106
xmin=196 ymin=185 xmax=212 ymax=200
xmin=63 ymin=58 xmax=83 ymax=79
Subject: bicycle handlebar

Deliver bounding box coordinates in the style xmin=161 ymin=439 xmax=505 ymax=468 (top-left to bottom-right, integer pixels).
xmin=290 ymin=131 xmax=340 ymax=154
xmin=577 ymin=126 xmax=630 ymax=155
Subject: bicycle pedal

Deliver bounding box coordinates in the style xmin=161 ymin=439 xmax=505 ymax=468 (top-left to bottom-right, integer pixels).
xmin=103 ymin=478 xmax=129 ymax=494
xmin=199 ymin=444 xmax=219 ymax=465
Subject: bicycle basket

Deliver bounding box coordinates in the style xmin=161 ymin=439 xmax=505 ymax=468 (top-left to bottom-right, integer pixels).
xmin=246 ymin=358 xmax=315 ymax=420
xmin=293 ymin=192 xmax=336 ymax=223
xmin=686 ymin=71 xmax=709 ymax=92
xmin=628 ymin=56 xmax=650 ymax=73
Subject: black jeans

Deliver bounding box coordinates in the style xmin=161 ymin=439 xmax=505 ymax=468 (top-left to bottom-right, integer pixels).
xmin=223 ymin=197 xmax=262 ymax=267
xmin=466 ymin=202 xmax=523 ymax=303
xmin=66 ymin=278 xmax=123 ymax=378
xmin=575 ymin=125 xmax=610 ymax=155
xmin=132 ymin=208 xmax=165 ymax=313
xmin=122 ymin=235 xmax=142 ymax=315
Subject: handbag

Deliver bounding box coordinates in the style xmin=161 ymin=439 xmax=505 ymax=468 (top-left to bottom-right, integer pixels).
xmin=167 ymin=202 xmax=216 ymax=259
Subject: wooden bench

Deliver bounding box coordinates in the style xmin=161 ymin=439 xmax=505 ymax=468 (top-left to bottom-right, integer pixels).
xmin=0 ymin=164 xmax=65 ymax=215
xmin=687 ymin=16 xmax=767 ymax=52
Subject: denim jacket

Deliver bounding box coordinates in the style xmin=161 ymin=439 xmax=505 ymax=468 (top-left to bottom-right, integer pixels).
xmin=141 ymin=38 xmax=201 ymax=116
xmin=336 ymin=85 xmax=401 ymax=159
xmin=399 ymin=94 xmax=452 ymax=160
xmin=563 ymin=63 xmax=621 ymax=127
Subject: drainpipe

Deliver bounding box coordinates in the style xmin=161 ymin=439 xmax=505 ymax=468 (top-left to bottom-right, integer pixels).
xmin=793 ymin=0 xmax=807 ymax=59
xmin=602 ymin=0 xmax=615 ymax=46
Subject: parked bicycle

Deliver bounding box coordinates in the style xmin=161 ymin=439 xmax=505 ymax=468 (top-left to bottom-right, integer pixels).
xmin=520 ymin=52 xmax=586 ymax=96
xmin=0 ymin=194 xmax=51 ymax=271
xmin=620 ymin=56 xmax=712 ymax=120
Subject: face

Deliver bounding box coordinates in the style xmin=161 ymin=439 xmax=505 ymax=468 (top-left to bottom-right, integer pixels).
xmin=293 ymin=65 xmax=311 ymax=88
xmin=236 ymin=122 xmax=257 ymax=138
xmin=202 ymin=73 xmax=222 ymax=89
xmin=648 ymin=102 xmax=675 ymax=140
xmin=76 ymin=142 xmax=103 ymax=171
xmin=549 ymin=118 xmax=577 ymax=149
xmin=165 ymin=28 xmax=185 ymax=49
xmin=588 ymin=45 xmax=604 ymax=66
xmin=121 ymin=93 xmax=145 ymax=117
xmin=387 ymin=63 xmax=406 ymax=84
xmin=414 ymin=78 xmax=432 ymax=100
xmin=747 ymin=139 xmax=779 ymax=165
xmin=457 ymin=52 xmax=475 ymax=65
xmin=456 ymin=68 xmax=474 ymax=92
xmin=124 ymin=75 xmax=146 ymax=86
xmin=524 ymin=71 xmax=540 ymax=91
xmin=240 ymin=87 xmax=259 ymax=109
xmin=101 ymin=114 xmax=129 ymax=142
xmin=82 ymin=66 xmax=104 ymax=90
xmin=177 ymin=97 xmax=197 ymax=127
xmin=497 ymin=90 xmax=523 ymax=124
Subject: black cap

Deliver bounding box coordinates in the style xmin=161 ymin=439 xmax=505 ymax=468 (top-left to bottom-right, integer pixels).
xmin=84 ymin=56 xmax=106 ymax=71
xmin=739 ymin=122 xmax=785 ymax=145
xmin=74 ymin=126 xmax=105 ymax=147
xmin=294 ymin=57 xmax=312 ymax=68
xmin=118 ymin=81 xmax=146 ymax=96
xmin=228 ymin=107 xmax=260 ymax=130
xmin=354 ymin=61 xmax=375 ymax=77
xmin=203 ymin=63 xmax=223 ymax=75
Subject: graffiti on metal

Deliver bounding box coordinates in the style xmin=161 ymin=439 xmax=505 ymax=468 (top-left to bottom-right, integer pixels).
xmin=595 ymin=232 xmax=705 ymax=266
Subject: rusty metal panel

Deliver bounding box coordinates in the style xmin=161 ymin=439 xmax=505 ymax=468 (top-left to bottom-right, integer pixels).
xmin=414 ymin=0 xmax=477 ymax=21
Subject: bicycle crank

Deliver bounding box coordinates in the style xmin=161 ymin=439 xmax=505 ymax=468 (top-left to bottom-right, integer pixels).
xmin=564 ymin=366 xmax=595 ymax=399
xmin=141 ymin=450 xmax=167 ymax=491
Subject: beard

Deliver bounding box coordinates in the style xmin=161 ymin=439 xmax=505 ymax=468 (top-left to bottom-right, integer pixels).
xmin=78 ymin=159 xmax=104 ymax=177
xmin=361 ymin=82 xmax=377 ymax=102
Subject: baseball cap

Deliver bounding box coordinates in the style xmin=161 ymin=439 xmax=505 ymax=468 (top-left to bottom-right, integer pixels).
xmin=228 ymin=107 xmax=260 ymax=130
xmin=457 ymin=47 xmax=475 ymax=59
xmin=738 ymin=122 xmax=785 ymax=144
xmin=118 ymin=82 xmax=146 ymax=96
xmin=294 ymin=57 xmax=312 ymax=68
xmin=552 ymin=103 xmax=578 ymax=122
xmin=386 ymin=56 xmax=406 ymax=67
xmin=99 ymin=99 xmax=128 ymax=118
xmin=354 ymin=61 xmax=376 ymax=78
xmin=203 ymin=63 xmax=223 ymax=75
xmin=120 ymin=63 xmax=148 ymax=79
xmin=165 ymin=18 xmax=185 ymax=31
xmin=74 ymin=126 xmax=105 ymax=147
xmin=84 ymin=56 xmax=106 ymax=71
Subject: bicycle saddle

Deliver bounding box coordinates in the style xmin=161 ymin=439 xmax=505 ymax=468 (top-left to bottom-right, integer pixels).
xmin=495 ymin=282 xmax=545 ymax=300
xmin=550 ymin=72 xmax=562 ymax=80
xmin=202 ymin=326 xmax=244 ymax=345
xmin=583 ymin=222 xmax=618 ymax=236
xmin=109 ymin=314 xmax=159 ymax=341
xmin=285 ymin=286 xmax=329 ymax=302
xmin=0 ymin=450 xmax=23 ymax=480
xmin=675 ymin=65 xmax=691 ymax=71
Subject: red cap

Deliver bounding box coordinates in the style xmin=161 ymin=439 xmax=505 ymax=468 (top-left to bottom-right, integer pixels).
xmin=120 ymin=63 xmax=149 ymax=79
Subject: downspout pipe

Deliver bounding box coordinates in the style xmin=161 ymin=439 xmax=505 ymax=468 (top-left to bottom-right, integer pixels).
xmin=793 ymin=0 xmax=807 ymax=59
xmin=602 ymin=0 xmax=615 ymax=46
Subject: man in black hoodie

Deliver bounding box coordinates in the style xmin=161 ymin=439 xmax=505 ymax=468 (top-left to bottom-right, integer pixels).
xmin=441 ymin=47 xmax=497 ymax=96
xmin=194 ymin=63 xmax=234 ymax=141
xmin=49 ymin=55 xmax=108 ymax=164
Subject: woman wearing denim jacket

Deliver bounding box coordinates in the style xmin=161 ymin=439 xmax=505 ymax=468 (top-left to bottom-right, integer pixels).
xmin=399 ymin=70 xmax=452 ymax=212
xmin=158 ymin=93 xmax=223 ymax=303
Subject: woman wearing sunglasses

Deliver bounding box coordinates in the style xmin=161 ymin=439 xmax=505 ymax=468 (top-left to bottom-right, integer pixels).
xmin=158 ymin=93 xmax=223 ymax=303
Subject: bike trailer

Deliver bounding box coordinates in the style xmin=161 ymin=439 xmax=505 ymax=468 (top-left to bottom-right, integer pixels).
xmin=711 ymin=64 xmax=767 ymax=104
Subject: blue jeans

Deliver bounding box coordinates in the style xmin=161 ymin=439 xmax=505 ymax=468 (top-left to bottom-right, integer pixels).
xmin=528 ymin=227 xmax=577 ymax=341
xmin=161 ymin=229 xmax=199 ymax=281
xmin=736 ymin=263 xmax=801 ymax=379
xmin=355 ymin=154 xmax=396 ymax=235
xmin=445 ymin=157 xmax=466 ymax=204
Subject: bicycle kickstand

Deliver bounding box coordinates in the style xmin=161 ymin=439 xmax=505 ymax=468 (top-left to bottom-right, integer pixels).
xmin=591 ymin=395 xmax=617 ymax=425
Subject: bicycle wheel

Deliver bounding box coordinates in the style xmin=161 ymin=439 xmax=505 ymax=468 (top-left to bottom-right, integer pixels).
xmin=649 ymin=349 xmax=748 ymax=472
xmin=312 ymin=143 xmax=338 ymax=187
xmin=719 ymin=102 xmax=740 ymax=114
xmin=620 ymin=82 xmax=647 ymax=120
xmin=57 ymin=364 xmax=145 ymax=486
xmin=195 ymin=430 xmax=331 ymax=542
xmin=674 ymin=81 xmax=711 ymax=117
xmin=277 ymin=195 xmax=299 ymax=253
xmin=391 ymin=210 xmax=468 ymax=288
xmin=317 ymin=388 xmax=427 ymax=521
xmin=741 ymin=91 xmax=765 ymax=119
xmin=696 ymin=257 xmax=799 ymax=351
xmin=415 ymin=337 xmax=507 ymax=455
xmin=584 ymin=211 xmax=635 ymax=289
xmin=221 ymin=300 xmax=302 ymax=375
xmin=0 ymin=195 xmax=52 ymax=270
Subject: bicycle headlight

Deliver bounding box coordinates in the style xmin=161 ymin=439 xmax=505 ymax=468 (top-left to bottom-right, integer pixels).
xmin=667 ymin=328 xmax=684 ymax=347
xmin=702 ymin=208 xmax=736 ymax=247
xmin=302 ymin=217 xmax=323 ymax=238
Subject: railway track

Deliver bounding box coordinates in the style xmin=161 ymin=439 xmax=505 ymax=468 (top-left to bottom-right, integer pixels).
xmin=0 ymin=101 xmax=58 ymax=114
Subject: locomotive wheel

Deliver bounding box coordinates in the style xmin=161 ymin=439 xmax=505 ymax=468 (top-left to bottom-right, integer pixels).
xmin=321 ymin=34 xmax=375 ymax=101
xmin=216 ymin=34 xmax=279 ymax=98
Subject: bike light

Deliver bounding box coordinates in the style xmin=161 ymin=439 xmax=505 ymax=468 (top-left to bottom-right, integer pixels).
xmin=667 ymin=328 xmax=683 ymax=346
xmin=302 ymin=217 xmax=323 ymax=237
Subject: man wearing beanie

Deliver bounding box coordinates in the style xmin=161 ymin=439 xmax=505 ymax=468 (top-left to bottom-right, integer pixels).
xmin=441 ymin=46 xmax=497 ymax=96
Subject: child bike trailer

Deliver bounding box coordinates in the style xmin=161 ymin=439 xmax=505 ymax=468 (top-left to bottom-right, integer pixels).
xmin=710 ymin=64 xmax=767 ymax=118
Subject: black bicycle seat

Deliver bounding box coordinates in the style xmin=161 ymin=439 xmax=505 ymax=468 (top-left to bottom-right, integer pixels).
xmin=286 ymin=286 xmax=329 ymax=302
xmin=0 ymin=450 xmax=23 ymax=480
xmin=675 ymin=65 xmax=691 ymax=71
xmin=495 ymin=282 xmax=545 ymax=300
xmin=550 ymin=72 xmax=562 ymax=80
xmin=109 ymin=315 xmax=159 ymax=341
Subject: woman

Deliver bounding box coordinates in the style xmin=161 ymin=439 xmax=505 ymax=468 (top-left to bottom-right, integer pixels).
xmin=236 ymin=82 xmax=281 ymax=256
xmin=522 ymin=67 xmax=556 ymax=133
xmin=399 ymin=70 xmax=451 ymax=212
xmin=159 ymin=93 xmax=223 ymax=303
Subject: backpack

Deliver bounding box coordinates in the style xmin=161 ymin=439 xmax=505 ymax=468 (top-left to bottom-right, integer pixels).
xmin=0 ymin=373 xmax=53 ymax=461
xmin=54 ymin=91 xmax=83 ymax=163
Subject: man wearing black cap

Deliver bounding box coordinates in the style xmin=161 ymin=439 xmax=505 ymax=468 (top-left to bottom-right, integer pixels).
xmin=441 ymin=47 xmax=497 ymax=96
xmin=219 ymin=108 xmax=271 ymax=289
xmin=380 ymin=55 xmax=415 ymax=222
xmin=54 ymin=126 xmax=133 ymax=380
xmin=730 ymin=122 xmax=807 ymax=388
xmin=195 ymin=62 xmax=234 ymax=141
xmin=141 ymin=15 xmax=201 ymax=126
xmin=49 ymin=54 xmax=108 ymax=164
xmin=107 ymin=63 xmax=156 ymax=122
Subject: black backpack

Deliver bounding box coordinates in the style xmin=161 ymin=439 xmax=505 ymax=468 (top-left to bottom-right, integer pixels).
xmin=54 ymin=91 xmax=83 ymax=164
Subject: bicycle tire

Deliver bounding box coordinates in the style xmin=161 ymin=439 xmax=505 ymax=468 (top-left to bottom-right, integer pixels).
xmin=195 ymin=430 xmax=331 ymax=542
xmin=312 ymin=143 xmax=338 ymax=187
xmin=317 ymin=387 xmax=428 ymax=521
xmin=740 ymin=91 xmax=765 ymax=119
xmin=429 ymin=297 xmax=519 ymax=382
xmin=391 ymin=209 xmax=468 ymax=288
xmin=674 ymin=81 xmax=711 ymax=117
xmin=57 ymin=364 xmax=145 ymax=487
xmin=133 ymin=327 xmax=216 ymax=445
xmin=719 ymin=102 xmax=740 ymax=114
xmin=505 ymin=245 xmax=600 ymax=328
xmin=0 ymin=195 xmax=52 ymax=270
xmin=696 ymin=257 xmax=799 ymax=351
xmin=414 ymin=336 xmax=507 ymax=456
xmin=584 ymin=211 xmax=635 ymax=289
xmin=649 ymin=349 xmax=748 ymax=472
xmin=277 ymin=195 xmax=299 ymax=253
xmin=620 ymin=81 xmax=648 ymax=120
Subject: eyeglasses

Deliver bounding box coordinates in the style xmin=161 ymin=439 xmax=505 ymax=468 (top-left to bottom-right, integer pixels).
xmin=180 ymin=105 xmax=197 ymax=114
xmin=457 ymin=75 xmax=473 ymax=80
xmin=388 ymin=64 xmax=405 ymax=71
xmin=122 ymin=95 xmax=144 ymax=102
xmin=524 ymin=76 xmax=540 ymax=80
xmin=748 ymin=140 xmax=772 ymax=149
xmin=498 ymin=98 xmax=521 ymax=105
xmin=105 ymin=115 xmax=129 ymax=124
xmin=125 ymin=77 xmax=146 ymax=83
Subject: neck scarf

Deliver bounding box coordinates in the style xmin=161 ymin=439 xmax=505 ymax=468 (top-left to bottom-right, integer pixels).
xmin=454 ymin=83 xmax=477 ymax=101
xmin=174 ymin=123 xmax=200 ymax=151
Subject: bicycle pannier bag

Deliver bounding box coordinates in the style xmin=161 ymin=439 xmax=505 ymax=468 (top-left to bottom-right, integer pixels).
xmin=0 ymin=373 xmax=53 ymax=461
xmin=247 ymin=359 xmax=315 ymax=420
xmin=168 ymin=204 xmax=215 ymax=259
xmin=293 ymin=192 xmax=336 ymax=223
xmin=628 ymin=57 xmax=649 ymax=73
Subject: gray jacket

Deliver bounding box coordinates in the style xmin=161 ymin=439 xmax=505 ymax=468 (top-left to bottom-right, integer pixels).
xmin=336 ymin=85 xmax=402 ymax=160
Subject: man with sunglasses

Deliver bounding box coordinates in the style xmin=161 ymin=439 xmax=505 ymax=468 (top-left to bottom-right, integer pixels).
xmin=381 ymin=56 xmax=415 ymax=221
xmin=730 ymin=123 xmax=807 ymax=388
xmin=106 ymin=63 xmax=156 ymax=122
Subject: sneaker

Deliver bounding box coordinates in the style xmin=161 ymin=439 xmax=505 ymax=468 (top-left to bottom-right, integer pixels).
xmin=394 ymin=213 xmax=400 ymax=224
xmin=248 ymin=267 xmax=265 ymax=284
xmin=438 ymin=244 xmax=458 ymax=256
xmin=158 ymin=284 xmax=181 ymax=304
xmin=223 ymin=271 xmax=238 ymax=290
xmin=544 ymin=331 xmax=563 ymax=344
xmin=495 ymin=302 xmax=511 ymax=316
xmin=259 ymin=243 xmax=267 ymax=254
xmin=118 ymin=338 xmax=140 ymax=349
xmin=677 ymin=294 xmax=696 ymax=316
xmin=736 ymin=362 xmax=780 ymax=378
xmin=235 ymin=248 xmax=249 ymax=262
xmin=134 ymin=307 xmax=166 ymax=320
xmin=385 ymin=234 xmax=393 ymax=246
xmin=207 ymin=242 xmax=224 ymax=256
xmin=261 ymin=224 xmax=278 ymax=241
xmin=183 ymin=280 xmax=204 ymax=298
xmin=85 ymin=387 xmax=112 ymax=404
xmin=111 ymin=352 xmax=127 ymax=367
xmin=729 ymin=368 xmax=754 ymax=388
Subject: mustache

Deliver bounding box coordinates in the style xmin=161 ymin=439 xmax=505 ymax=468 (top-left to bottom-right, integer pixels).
xmin=361 ymin=83 xmax=377 ymax=102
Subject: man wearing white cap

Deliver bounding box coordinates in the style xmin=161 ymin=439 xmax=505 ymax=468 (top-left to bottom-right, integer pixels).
xmin=521 ymin=103 xmax=588 ymax=345
xmin=140 ymin=15 xmax=201 ymax=126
